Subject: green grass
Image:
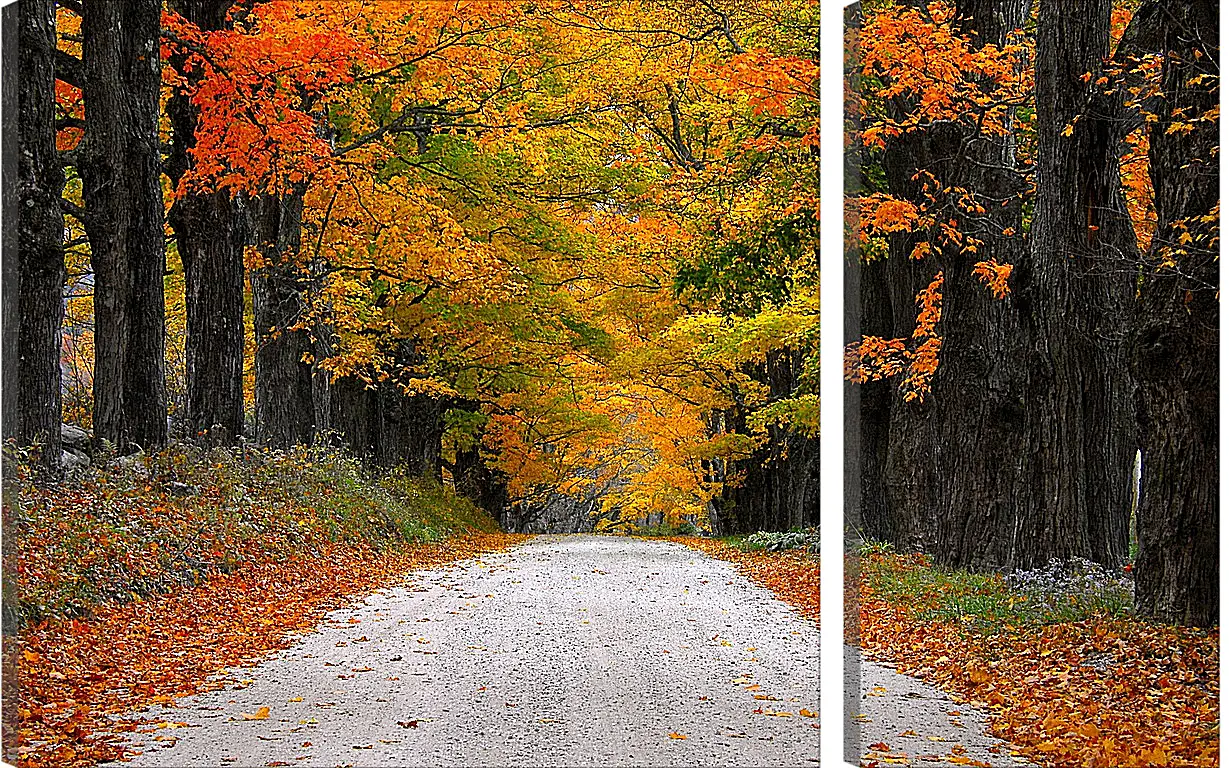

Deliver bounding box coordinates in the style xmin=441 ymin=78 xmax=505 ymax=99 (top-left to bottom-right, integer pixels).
xmin=4 ymin=442 xmax=499 ymax=629
xmin=859 ymin=544 xmax=1135 ymax=632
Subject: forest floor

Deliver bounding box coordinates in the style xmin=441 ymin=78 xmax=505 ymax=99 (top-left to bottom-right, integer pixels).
xmin=855 ymin=551 xmax=1219 ymax=768
xmin=6 ymin=445 xmax=519 ymax=767
xmin=672 ymin=536 xmax=1031 ymax=767
xmin=92 ymin=535 xmax=819 ymax=767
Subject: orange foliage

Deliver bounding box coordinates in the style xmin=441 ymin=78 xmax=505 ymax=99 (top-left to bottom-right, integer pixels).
xmin=859 ymin=553 xmax=1219 ymax=768
xmin=971 ymin=259 xmax=1013 ymax=300
xmin=14 ymin=534 xmax=528 ymax=768
xmin=845 ymin=271 xmax=944 ymax=403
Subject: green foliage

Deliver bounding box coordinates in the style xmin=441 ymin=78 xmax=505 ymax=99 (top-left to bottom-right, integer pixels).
xmin=862 ymin=553 xmax=1135 ymax=633
xmin=675 ymin=213 xmax=817 ymax=316
xmin=853 ymin=537 xmax=897 ymax=556
xmin=736 ymin=528 xmax=820 ymax=553
xmin=635 ymin=520 xmax=700 ymax=537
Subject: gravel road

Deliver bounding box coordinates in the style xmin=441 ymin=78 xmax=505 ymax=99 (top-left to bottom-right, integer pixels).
xmin=114 ymin=535 xmax=819 ymax=767
xmin=849 ymin=646 xmax=1032 ymax=767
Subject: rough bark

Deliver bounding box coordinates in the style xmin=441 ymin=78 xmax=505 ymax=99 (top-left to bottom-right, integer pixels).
xmin=867 ymin=128 xmax=954 ymax=553
xmin=79 ymin=0 xmax=167 ymax=453
xmin=994 ymin=0 xmax=1137 ymax=570
xmin=849 ymin=0 xmax=1032 ymax=562
xmin=1130 ymin=0 xmax=1218 ymax=627
xmin=251 ymin=190 xmax=316 ymax=448
xmin=16 ymin=0 xmax=66 ymax=474
xmin=915 ymin=0 xmax=1036 ymax=572
xmin=1 ymin=5 xmax=17 ymax=446
xmin=166 ymin=0 xmax=245 ymax=445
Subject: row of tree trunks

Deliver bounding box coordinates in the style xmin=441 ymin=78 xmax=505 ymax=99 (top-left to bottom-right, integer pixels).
xmin=849 ymin=0 xmax=1135 ymax=572
xmin=166 ymin=0 xmax=245 ymax=446
xmin=710 ymin=348 xmax=820 ymax=535
xmin=79 ymin=0 xmax=168 ymax=453
xmin=326 ymin=372 xmax=444 ymax=478
xmin=15 ymin=0 xmax=65 ymax=475
xmin=1129 ymin=0 xmax=1219 ymax=627
xmin=848 ymin=0 xmax=1218 ymax=626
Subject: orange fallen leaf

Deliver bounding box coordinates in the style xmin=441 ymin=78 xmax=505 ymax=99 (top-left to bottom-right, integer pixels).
xmin=668 ymin=732 xmax=688 ymax=740
xmin=241 ymin=706 xmax=271 ymax=721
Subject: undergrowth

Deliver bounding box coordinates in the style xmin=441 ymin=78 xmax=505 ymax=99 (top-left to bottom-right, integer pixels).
xmin=857 ymin=541 xmax=1135 ymax=631
xmin=3 ymin=442 xmax=498 ymax=629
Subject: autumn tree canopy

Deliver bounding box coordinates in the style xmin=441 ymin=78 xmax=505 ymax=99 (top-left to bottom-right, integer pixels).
xmin=14 ymin=0 xmax=819 ymax=536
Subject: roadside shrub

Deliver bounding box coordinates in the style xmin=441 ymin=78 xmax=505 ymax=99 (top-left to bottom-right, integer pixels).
xmin=740 ymin=528 xmax=819 ymax=553
xmin=4 ymin=441 xmax=497 ymax=628
xmin=1004 ymin=557 xmax=1134 ymax=620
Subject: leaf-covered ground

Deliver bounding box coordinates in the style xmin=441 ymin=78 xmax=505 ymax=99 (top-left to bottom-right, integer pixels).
xmin=669 ymin=536 xmax=819 ymax=626
xmin=857 ymin=552 xmax=1219 ymax=768
xmin=4 ymin=445 xmax=528 ymax=767
xmin=14 ymin=534 xmax=526 ymax=768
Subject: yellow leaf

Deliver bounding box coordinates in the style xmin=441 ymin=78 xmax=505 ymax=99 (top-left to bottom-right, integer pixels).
xmin=668 ymin=732 xmax=688 ymax=740
xmin=799 ymin=709 xmax=818 ymax=718
xmin=240 ymin=706 xmax=270 ymax=721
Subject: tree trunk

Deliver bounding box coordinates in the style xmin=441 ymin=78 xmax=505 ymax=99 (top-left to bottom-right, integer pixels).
xmin=79 ymin=0 xmax=167 ymax=453
xmin=1130 ymin=0 xmax=1218 ymax=627
xmin=17 ymin=0 xmax=66 ymax=474
xmin=251 ymin=190 xmax=316 ymax=448
xmin=328 ymin=341 xmax=445 ymax=479
xmin=454 ymin=439 xmax=510 ymax=525
xmin=166 ymin=0 xmax=244 ymax=446
xmin=1000 ymin=0 xmax=1137 ymax=570
xmin=1 ymin=4 xmax=18 ymax=447
xmin=849 ymin=0 xmax=1032 ymax=563
xmin=717 ymin=349 xmax=819 ymax=533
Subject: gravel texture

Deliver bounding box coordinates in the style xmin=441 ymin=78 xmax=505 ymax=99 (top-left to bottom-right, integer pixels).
xmin=113 ymin=535 xmax=819 ymax=767
xmin=849 ymin=646 xmax=1033 ymax=766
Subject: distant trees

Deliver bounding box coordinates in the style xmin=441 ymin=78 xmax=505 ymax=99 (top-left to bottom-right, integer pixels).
xmin=847 ymin=0 xmax=1218 ymax=626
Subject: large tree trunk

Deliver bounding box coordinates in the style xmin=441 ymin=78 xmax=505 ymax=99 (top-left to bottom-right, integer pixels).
xmin=849 ymin=0 xmax=1033 ymax=565
xmin=1 ymin=5 xmax=17 ymax=446
xmin=79 ymin=0 xmax=167 ymax=453
xmin=1130 ymin=0 xmax=1218 ymax=627
xmin=166 ymin=0 xmax=245 ymax=446
xmin=251 ymin=190 xmax=316 ymax=448
xmin=16 ymin=0 xmax=66 ymax=474
xmin=919 ymin=0 xmax=1037 ymax=571
xmin=1001 ymin=0 xmax=1137 ymax=570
